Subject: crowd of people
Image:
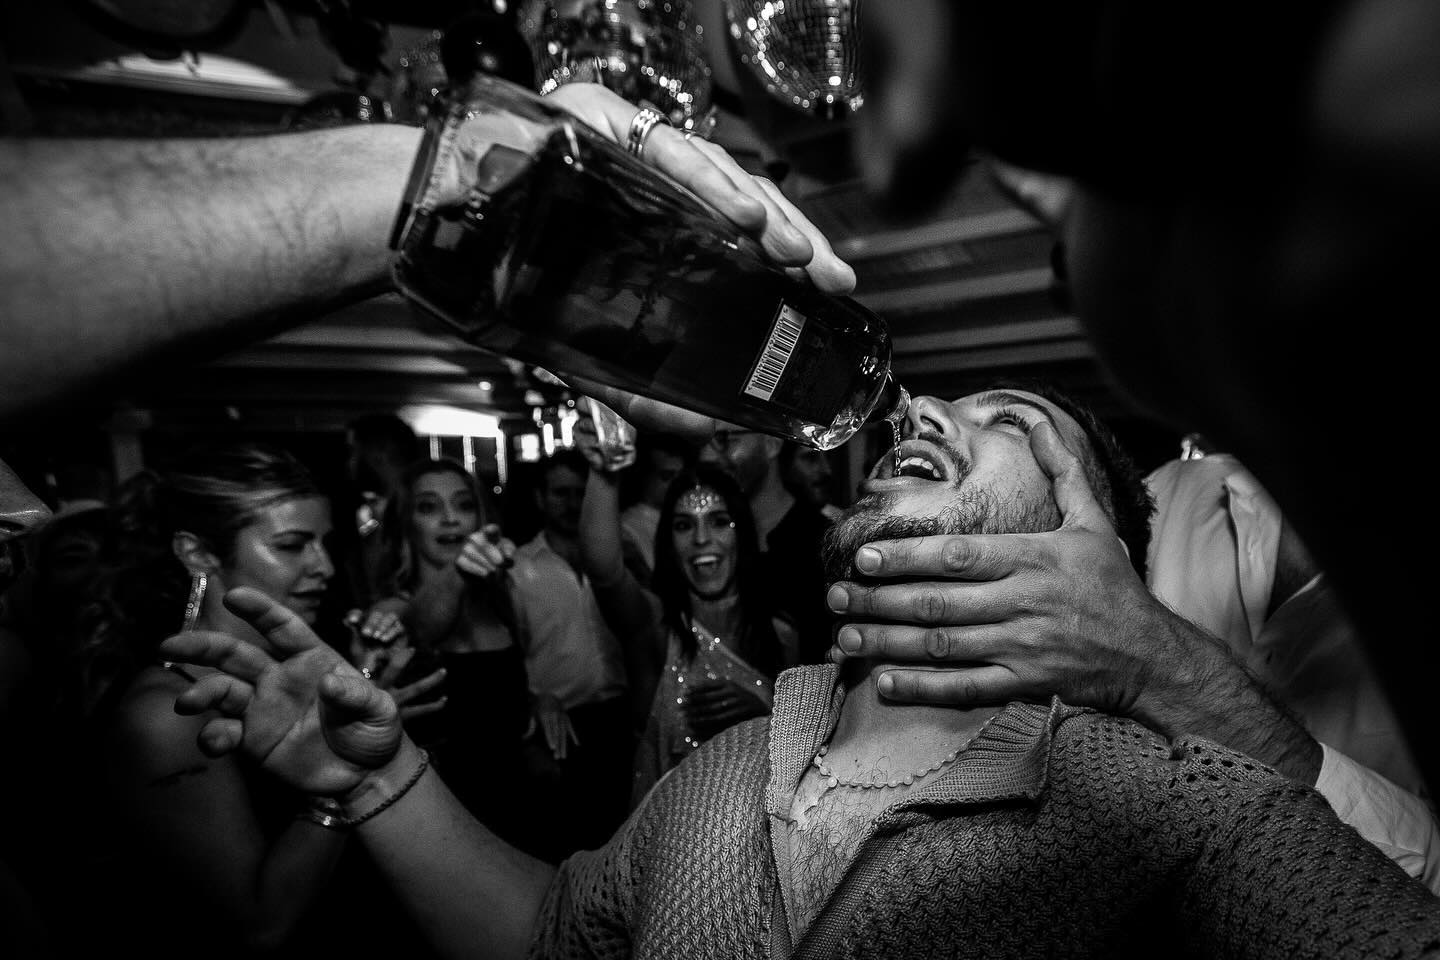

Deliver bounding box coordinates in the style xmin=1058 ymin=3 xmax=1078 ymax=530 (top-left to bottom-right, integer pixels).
xmin=0 ymin=405 xmax=849 ymax=955
xmin=4 ymin=0 xmax=1440 ymax=952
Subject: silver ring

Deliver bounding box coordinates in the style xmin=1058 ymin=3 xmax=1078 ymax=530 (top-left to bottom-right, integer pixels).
xmin=626 ymin=107 xmax=666 ymax=159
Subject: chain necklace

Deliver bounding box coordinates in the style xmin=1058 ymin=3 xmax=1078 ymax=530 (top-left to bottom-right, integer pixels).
xmin=805 ymin=713 xmax=1000 ymax=810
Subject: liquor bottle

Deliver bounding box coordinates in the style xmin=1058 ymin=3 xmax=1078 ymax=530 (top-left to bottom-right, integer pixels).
xmin=389 ymin=74 xmax=908 ymax=450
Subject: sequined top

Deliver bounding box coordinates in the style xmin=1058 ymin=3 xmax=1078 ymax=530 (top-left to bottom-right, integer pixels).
xmin=630 ymin=617 xmax=773 ymax=807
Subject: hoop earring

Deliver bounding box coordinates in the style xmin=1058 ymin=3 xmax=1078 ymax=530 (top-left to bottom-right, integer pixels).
xmin=183 ymin=572 xmax=208 ymax=631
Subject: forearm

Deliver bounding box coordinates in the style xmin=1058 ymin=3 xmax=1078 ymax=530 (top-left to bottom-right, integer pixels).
xmin=244 ymin=818 xmax=349 ymax=950
xmin=346 ymin=738 xmax=555 ymax=960
xmin=581 ymin=473 xmax=664 ymax=670
xmin=1126 ymin=608 xmax=1322 ymax=783
xmin=0 ymin=125 xmax=420 ymax=418
xmin=578 ymin=470 xmax=627 ymax=585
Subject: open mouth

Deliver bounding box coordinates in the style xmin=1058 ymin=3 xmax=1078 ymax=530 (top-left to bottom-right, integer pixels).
xmin=435 ymin=533 xmax=466 ymax=546
xmin=868 ymin=438 xmax=953 ymax=483
xmin=689 ymin=554 xmax=723 ymax=574
xmin=290 ymin=589 xmax=327 ymax=605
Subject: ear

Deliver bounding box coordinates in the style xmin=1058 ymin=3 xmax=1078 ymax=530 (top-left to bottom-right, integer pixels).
xmin=761 ymin=435 xmax=784 ymax=461
xmin=172 ymin=531 xmax=221 ymax=577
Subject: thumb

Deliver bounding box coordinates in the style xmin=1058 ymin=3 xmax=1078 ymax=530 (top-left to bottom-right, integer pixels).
xmin=1029 ymin=421 xmax=1115 ymax=535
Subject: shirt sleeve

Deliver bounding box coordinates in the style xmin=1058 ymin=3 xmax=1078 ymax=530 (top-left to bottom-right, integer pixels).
xmin=1180 ymin=776 xmax=1440 ymax=957
xmin=1315 ymin=742 xmax=1440 ymax=894
xmin=527 ymin=806 xmax=641 ymax=960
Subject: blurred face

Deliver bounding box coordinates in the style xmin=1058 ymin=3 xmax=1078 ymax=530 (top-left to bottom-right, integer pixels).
xmin=783 ymin=447 xmax=834 ymax=508
xmin=221 ymin=496 xmax=334 ymax=626
xmin=641 ymin=449 xmax=686 ymax=508
xmin=0 ymin=456 xmax=51 ymax=593
xmin=697 ymin=425 xmax=774 ymax=496
xmin=409 ymin=469 xmax=480 ymax=569
xmin=853 ymin=0 xmax=964 ymax=217
xmin=670 ymin=485 xmax=738 ymax=600
xmin=822 ymin=389 xmax=1089 ymax=580
xmin=538 ymin=465 xmax=585 ymax=537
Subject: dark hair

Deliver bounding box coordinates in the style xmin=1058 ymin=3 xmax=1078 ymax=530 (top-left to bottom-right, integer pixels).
xmin=378 ymin=456 xmax=488 ymax=593
xmin=619 ymin=431 xmax=696 ymax=508
xmin=984 ymin=378 xmax=1155 ymax=579
xmin=650 ymin=464 xmax=784 ymax=679
xmin=537 ymin=448 xmax=590 ymax=489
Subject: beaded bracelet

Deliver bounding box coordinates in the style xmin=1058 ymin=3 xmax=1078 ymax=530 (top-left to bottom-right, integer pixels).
xmin=302 ymin=749 xmax=431 ymax=830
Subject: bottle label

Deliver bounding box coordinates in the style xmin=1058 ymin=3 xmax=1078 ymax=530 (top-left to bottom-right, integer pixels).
xmin=743 ymin=304 xmax=806 ymax=404
xmin=742 ymin=303 xmax=858 ymax=423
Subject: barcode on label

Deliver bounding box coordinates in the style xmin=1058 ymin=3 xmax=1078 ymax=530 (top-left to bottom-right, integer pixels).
xmin=744 ymin=305 xmax=806 ymax=402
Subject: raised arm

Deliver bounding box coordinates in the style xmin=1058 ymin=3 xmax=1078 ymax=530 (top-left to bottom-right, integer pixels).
xmin=573 ymin=409 xmax=667 ymax=667
xmin=158 ymin=587 xmax=554 ymax=960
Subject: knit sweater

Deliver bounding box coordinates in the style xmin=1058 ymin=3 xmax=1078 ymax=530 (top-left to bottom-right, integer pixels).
xmin=529 ymin=665 xmax=1440 ymax=959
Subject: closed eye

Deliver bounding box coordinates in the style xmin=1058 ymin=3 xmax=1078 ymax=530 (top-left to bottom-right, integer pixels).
xmin=988 ymin=406 xmax=1036 ymax=435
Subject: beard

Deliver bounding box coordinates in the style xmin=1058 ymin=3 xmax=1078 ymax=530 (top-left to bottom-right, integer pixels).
xmin=820 ymin=485 xmax=1062 ymax=583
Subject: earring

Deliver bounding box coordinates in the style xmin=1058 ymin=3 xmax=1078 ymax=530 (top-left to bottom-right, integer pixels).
xmin=182 ymin=572 xmax=208 ymax=631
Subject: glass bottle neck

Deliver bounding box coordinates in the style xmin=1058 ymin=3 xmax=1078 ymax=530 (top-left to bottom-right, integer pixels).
xmin=869 ymin=375 xmax=910 ymax=427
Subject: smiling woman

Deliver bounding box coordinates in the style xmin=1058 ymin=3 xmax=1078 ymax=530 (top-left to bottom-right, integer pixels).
xmin=572 ymin=422 xmax=796 ymax=807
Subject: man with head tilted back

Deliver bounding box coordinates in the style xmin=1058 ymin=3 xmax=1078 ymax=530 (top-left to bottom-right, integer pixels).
xmin=159 ymin=381 xmax=1440 ymax=959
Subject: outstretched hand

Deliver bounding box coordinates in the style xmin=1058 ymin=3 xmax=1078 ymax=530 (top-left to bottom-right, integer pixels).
xmin=159 ymin=586 xmax=406 ymax=796
xmin=826 ymin=421 xmax=1181 ymax=717
xmin=457 ymin=523 xmax=516 ymax=581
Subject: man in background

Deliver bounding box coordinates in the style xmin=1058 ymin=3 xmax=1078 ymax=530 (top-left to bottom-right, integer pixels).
xmin=508 ymin=449 xmax=631 ymax=859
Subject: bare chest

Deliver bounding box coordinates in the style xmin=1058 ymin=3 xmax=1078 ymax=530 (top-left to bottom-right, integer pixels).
xmin=783 ymin=767 xmax=917 ymax=940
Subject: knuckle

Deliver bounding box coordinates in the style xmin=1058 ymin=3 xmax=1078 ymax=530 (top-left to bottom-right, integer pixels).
xmin=924 ymin=628 xmax=954 ymax=660
xmin=915 ymin=587 xmax=950 ymax=622
xmin=940 ymin=538 xmax=972 ymax=572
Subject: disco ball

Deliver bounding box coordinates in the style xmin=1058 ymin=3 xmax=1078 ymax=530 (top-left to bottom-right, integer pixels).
xmin=387 ymin=14 xmax=538 ymax=123
xmin=518 ymin=0 xmax=717 ymax=137
xmin=723 ymin=0 xmax=863 ymax=118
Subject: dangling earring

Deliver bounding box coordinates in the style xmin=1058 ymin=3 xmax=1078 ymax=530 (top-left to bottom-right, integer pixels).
xmin=182 ymin=572 xmax=208 ymax=631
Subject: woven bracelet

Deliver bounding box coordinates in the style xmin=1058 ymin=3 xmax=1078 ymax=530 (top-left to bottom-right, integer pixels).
xmin=336 ymin=748 xmax=431 ymax=829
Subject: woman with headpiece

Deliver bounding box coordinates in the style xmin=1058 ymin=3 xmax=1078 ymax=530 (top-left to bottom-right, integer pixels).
xmin=573 ymin=407 xmax=796 ymax=807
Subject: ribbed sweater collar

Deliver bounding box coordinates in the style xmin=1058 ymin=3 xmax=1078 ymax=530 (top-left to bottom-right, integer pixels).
xmin=764 ymin=664 xmax=1059 ymax=820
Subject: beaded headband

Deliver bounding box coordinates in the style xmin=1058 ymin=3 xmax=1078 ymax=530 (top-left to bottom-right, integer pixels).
xmin=677 ymin=485 xmax=725 ymax=514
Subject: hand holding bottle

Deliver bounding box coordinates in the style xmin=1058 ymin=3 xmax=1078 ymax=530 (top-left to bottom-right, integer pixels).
xmin=428 ymin=79 xmax=857 ymax=297
xmin=392 ymin=76 xmax=886 ymax=452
